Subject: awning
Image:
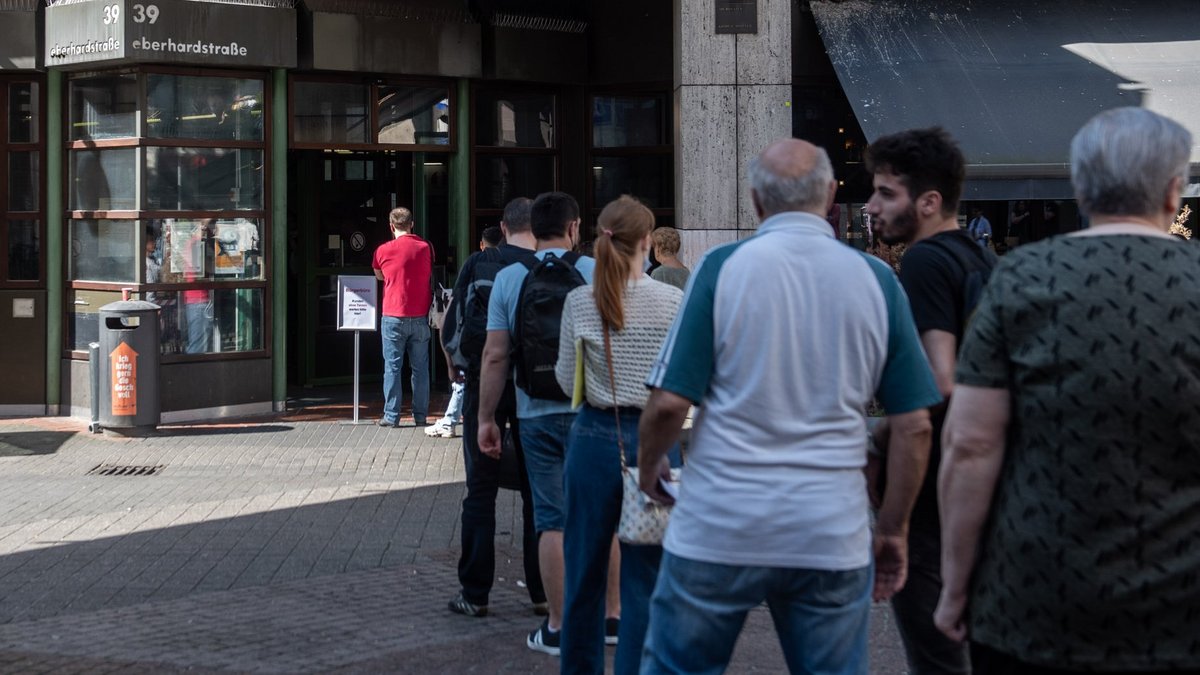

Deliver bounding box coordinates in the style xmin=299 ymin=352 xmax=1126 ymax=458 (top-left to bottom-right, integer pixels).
xmin=0 ymin=0 xmax=38 ymax=70
xmin=811 ymin=0 xmax=1200 ymax=197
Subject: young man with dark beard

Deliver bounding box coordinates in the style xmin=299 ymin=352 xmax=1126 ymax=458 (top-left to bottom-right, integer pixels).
xmin=864 ymin=128 xmax=996 ymax=675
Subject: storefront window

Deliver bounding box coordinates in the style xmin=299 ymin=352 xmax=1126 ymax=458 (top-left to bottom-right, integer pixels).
xmin=475 ymin=91 xmax=555 ymax=148
xmin=475 ymin=155 xmax=555 ymax=209
xmin=592 ymin=156 xmax=672 ymax=209
xmin=8 ymin=82 xmax=38 ymax=144
xmin=592 ymin=95 xmax=666 ymax=148
xmin=69 ymin=74 xmax=138 ymax=141
xmin=144 ymin=147 xmax=264 ymax=211
xmin=7 ymin=220 xmax=39 ymax=281
xmin=151 ymin=288 xmax=263 ymax=355
xmin=148 ymin=218 xmax=263 ymax=283
xmin=146 ymin=75 xmax=264 ymax=141
xmin=69 ymin=148 xmax=137 ymax=211
xmin=8 ymin=151 xmax=38 ymax=212
xmin=292 ymin=82 xmax=370 ymax=145
xmin=68 ymin=289 xmax=123 ymax=351
xmin=377 ymin=86 xmax=450 ymax=145
xmin=70 ymin=219 xmax=137 ymax=282
xmin=65 ymin=69 xmax=269 ymax=357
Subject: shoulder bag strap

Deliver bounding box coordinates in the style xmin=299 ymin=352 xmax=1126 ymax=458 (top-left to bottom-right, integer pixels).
xmin=602 ymin=324 xmax=629 ymax=471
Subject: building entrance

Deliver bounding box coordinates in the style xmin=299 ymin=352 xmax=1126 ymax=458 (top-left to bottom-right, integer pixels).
xmin=291 ymin=150 xmax=450 ymax=387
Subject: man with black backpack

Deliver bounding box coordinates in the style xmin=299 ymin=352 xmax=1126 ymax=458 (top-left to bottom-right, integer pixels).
xmin=441 ymin=198 xmax=547 ymax=623
xmin=864 ymin=128 xmax=997 ymax=675
xmin=478 ymin=192 xmax=595 ymax=656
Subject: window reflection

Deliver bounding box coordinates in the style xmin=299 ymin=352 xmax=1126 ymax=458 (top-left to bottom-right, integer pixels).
xmin=8 ymin=82 xmax=38 ymax=143
xmin=144 ymin=147 xmax=264 ymax=210
xmin=150 ymin=218 xmax=263 ymax=283
xmin=7 ymin=220 xmax=39 ymax=281
xmin=69 ymin=149 xmax=137 ymax=211
xmin=293 ymin=82 xmax=370 ymax=144
xmin=69 ymin=74 xmax=138 ymax=141
xmin=592 ymin=95 xmax=665 ymax=147
xmin=475 ymin=156 xmax=555 ymax=209
xmin=150 ymin=288 xmax=263 ymax=355
xmin=378 ymin=86 xmax=450 ymax=145
xmin=70 ymin=219 xmax=136 ymax=282
xmin=8 ymin=151 xmax=38 ymax=212
xmin=476 ymin=91 xmax=555 ymax=148
xmin=592 ymin=156 xmax=672 ymax=209
xmin=146 ymin=75 xmax=263 ymax=141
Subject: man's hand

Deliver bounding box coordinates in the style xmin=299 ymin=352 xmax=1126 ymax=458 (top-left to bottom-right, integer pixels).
xmin=934 ymin=588 xmax=969 ymax=642
xmin=872 ymin=532 xmax=908 ymax=601
xmin=638 ymin=455 xmax=675 ymax=506
xmin=478 ymin=420 xmax=502 ymax=459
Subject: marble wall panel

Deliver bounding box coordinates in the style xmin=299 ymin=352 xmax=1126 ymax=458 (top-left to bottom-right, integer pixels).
xmin=735 ymin=0 xmax=792 ymax=85
xmin=677 ymin=229 xmax=740 ymax=272
xmin=675 ymin=0 xmax=737 ymax=86
xmin=736 ymin=84 xmax=794 ymax=229
xmin=676 ymin=85 xmax=740 ymax=230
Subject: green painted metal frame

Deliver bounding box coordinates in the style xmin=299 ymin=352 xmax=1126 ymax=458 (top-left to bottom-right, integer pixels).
xmin=272 ymin=69 xmax=288 ymax=410
xmin=448 ymin=79 xmax=470 ymax=283
xmin=45 ymin=70 xmax=63 ymax=413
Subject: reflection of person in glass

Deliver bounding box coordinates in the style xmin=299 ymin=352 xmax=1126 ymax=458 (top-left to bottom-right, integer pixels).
xmin=182 ymin=220 xmax=215 ymax=354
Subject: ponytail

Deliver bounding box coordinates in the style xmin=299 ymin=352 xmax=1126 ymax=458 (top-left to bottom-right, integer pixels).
xmin=593 ymin=195 xmax=655 ymax=332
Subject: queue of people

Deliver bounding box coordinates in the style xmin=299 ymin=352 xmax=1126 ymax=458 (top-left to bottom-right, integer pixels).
xmin=376 ymin=105 xmax=1200 ymax=675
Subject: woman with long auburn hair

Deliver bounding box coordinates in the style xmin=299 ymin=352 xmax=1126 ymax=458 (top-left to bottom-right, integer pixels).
xmin=555 ymin=195 xmax=684 ymax=674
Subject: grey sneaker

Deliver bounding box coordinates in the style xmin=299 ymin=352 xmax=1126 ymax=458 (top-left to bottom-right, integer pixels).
xmin=526 ymin=618 xmax=561 ymax=656
xmin=447 ymin=592 xmax=487 ymax=618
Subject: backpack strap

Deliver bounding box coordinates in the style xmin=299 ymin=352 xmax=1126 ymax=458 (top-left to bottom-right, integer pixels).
xmin=924 ymin=233 xmax=996 ymax=276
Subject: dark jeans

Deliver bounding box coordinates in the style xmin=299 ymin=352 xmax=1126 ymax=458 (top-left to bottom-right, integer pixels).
xmin=891 ymin=523 xmax=970 ymax=675
xmin=562 ymin=404 xmax=681 ymax=675
xmin=457 ymin=379 xmax=544 ymax=607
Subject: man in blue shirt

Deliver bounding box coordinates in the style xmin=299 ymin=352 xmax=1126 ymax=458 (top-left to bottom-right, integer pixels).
xmin=478 ymin=192 xmax=595 ymax=656
xmin=967 ymin=207 xmax=992 ymax=248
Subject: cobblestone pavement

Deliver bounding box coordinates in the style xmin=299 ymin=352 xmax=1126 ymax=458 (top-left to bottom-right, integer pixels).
xmin=0 ymin=410 xmax=909 ymax=673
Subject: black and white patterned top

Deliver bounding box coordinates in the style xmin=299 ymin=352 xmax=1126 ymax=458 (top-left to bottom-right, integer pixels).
xmin=956 ymin=233 xmax=1200 ymax=670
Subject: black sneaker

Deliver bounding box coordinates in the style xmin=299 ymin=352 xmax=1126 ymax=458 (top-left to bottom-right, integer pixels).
xmin=605 ymin=617 xmax=619 ymax=646
xmin=447 ymin=592 xmax=488 ymax=618
xmin=526 ymin=618 xmax=561 ymax=656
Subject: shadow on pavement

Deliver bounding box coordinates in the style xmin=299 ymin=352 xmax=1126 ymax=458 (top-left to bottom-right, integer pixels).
xmin=0 ymin=431 xmax=75 ymax=457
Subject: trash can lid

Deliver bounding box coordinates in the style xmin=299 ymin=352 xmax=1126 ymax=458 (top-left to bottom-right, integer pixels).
xmin=99 ymin=299 xmax=161 ymax=313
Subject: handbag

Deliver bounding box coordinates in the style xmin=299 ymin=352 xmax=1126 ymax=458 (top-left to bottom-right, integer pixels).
xmin=602 ymin=323 xmax=681 ymax=546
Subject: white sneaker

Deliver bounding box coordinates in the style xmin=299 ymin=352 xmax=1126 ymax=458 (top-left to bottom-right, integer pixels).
xmin=424 ymin=420 xmax=456 ymax=438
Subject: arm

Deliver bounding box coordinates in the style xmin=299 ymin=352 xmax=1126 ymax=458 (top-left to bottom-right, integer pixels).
xmin=476 ymin=329 xmax=510 ymax=459
xmin=920 ymin=329 xmax=958 ymax=414
xmin=934 ymin=385 xmax=1010 ymax=641
xmin=872 ymin=407 xmax=932 ymax=601
xmin=374 ymin=270 xmax=384 ymax=281
xmin=554 ymin=297 xmax=578 ymax=397
xmin=637 ymin=388 xmax=691 ymax=504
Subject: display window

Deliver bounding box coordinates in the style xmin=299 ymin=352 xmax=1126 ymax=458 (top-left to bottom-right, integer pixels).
xmin=288 ymin=78 xmax=454 ymax=151
xmin=1 ymin=77 xmax=44 ymax=287
xmin=586 ymin=90 xmax=672 ymax=234
xmin=65 ymin=68 xmax=269 ymax=360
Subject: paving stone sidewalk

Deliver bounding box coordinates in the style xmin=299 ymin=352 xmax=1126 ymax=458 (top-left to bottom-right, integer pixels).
xmin=0 ymin=414 xmax=908 ymax=673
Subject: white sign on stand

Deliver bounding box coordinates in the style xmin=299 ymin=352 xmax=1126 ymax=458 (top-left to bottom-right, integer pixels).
xmin=336 ymin=275 xmax=378 ymax=423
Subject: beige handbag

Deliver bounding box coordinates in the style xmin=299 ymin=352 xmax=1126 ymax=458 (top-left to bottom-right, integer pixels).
xmin=602 ymin=324 xmax=681 ymax=546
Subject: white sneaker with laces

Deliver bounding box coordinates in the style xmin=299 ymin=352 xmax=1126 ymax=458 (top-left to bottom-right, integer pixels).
xmin=424 ymin=419 xmax=456 ymax=438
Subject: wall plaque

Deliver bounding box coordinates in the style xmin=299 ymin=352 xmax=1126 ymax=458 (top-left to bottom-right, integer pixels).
xmin=715 ymin=0 xmax=757 ymax=34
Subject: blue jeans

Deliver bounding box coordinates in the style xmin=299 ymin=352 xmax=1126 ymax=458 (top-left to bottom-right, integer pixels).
xmin=641 ymin=553 xmax=872 ymax=675
xmin=518 ymin=413 xmax=575 ymax=533
xmin=562 ymin=404 xmax=682 ymax=675
xmin=184 ymin=301 xmax=212 ymax=354
xmin=381 ymin=316 xmax=430 ymax=423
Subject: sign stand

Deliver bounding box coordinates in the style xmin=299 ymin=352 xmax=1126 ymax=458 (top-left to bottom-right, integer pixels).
xmin=336 ymin=275 xmax=379 ymax=425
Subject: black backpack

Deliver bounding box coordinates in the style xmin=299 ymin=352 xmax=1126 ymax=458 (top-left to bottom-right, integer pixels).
xmin=925 ymin=234 xmax=998 ymax=338
xmin=444 ymin=246 xmax=536 ymax=372
xmin=512 ymin=251 xmax=586 ymax=400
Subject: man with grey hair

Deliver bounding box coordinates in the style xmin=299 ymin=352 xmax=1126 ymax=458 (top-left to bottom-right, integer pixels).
xmin=637 ymin=138 xmax=940 ymax=673
xmin=936 ymin=107 xmax=1200 ymax=673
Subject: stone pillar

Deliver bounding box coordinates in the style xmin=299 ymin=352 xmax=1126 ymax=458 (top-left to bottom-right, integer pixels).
xmin=674 ymin=0 xmax=791 ymax=267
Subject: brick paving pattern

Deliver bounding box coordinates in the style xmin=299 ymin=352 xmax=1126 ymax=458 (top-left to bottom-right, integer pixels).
xmin=0 ymin=414 xmax=908 ymax=673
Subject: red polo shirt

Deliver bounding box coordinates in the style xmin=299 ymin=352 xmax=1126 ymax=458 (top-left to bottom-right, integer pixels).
xmin=372 ymin=234 xmax=433 ymax=318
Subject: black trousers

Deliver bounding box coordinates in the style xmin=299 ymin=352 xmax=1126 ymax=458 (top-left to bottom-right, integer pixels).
xmin=457 ymin=378 xmax=545 ymax=606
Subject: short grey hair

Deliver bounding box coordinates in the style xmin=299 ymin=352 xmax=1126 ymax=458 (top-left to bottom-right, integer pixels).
xmin=1070 ymin=107 xmax=1192 ymax=217
xmin=748 ymin=147 xmax=835 ymax=216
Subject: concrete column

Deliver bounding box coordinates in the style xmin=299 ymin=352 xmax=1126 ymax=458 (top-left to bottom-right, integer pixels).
xmin=674 ymin=0 xmax=791 ymax=267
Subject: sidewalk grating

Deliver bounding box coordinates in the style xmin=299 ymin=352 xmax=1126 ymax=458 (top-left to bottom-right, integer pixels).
xmin=87 ymin=464 xmax=166 ymax=477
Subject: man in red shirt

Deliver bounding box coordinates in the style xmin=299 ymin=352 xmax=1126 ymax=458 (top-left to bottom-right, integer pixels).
xmin=372 ymin=207 xmax=434 ymax=427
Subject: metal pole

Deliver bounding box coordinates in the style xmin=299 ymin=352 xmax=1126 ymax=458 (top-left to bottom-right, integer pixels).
xmin=352 ymin=330 xmax=361 ymax=423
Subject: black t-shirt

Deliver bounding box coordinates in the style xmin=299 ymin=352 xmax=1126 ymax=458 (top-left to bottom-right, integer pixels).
xmin=897 ymin=228 xmax=995 ymax=539
xmin=442 ymin=243 xmax=536 ymax=376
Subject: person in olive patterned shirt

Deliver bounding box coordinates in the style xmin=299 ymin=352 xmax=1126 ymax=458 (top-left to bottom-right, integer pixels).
xmin=936 ymin=107 xmax=1200 ymax=674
